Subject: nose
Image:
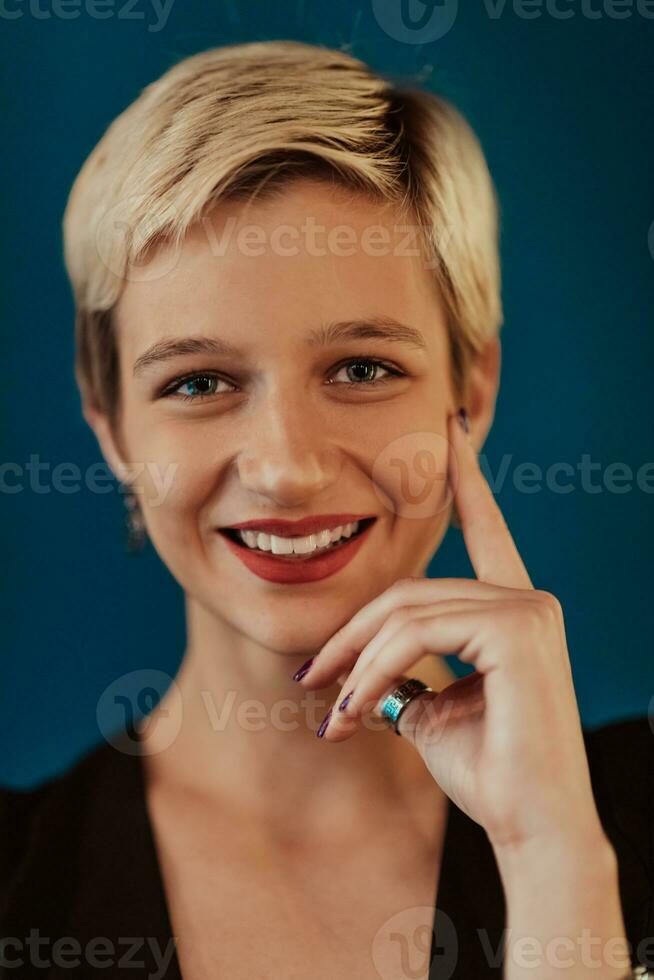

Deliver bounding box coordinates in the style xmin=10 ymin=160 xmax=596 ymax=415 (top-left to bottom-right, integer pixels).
xmin=235 ymin=386 xmax=342 ymax=506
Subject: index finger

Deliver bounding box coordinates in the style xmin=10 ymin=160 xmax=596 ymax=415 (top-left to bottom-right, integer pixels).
xmin=448 ymin=409 xmax=533 ymax=590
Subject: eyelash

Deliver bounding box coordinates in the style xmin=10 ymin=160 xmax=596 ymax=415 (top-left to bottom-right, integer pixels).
xmin=159 ymin=358 xmax=407 ymax=403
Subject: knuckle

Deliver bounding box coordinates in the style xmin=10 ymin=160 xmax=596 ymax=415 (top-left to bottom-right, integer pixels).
xmin=389 ymin=576 xmax=419 ymax=597
xmin=508 ymin=592 xmax=562 ymax=644
xmin=534 ymin=589 xmax=563 ymax=623
xmin=513 ymin=601 xmax=547 ymax=639
xmin=399 ymin=617 xmax=428 ymax=650
xmin=385 ymin=606 xmax=414 ymax=629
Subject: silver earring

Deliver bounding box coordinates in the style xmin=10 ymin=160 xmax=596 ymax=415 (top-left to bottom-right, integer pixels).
xmin=122 ymin=486 xmax=147 ymax=553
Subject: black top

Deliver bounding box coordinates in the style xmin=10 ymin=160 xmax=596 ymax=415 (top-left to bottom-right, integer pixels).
xmin=1 ymin=716 xmax=652 ymax=978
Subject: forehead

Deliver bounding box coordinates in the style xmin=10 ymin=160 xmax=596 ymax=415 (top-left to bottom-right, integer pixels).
xmin=115 ymin=179 xmax=446 ymax=358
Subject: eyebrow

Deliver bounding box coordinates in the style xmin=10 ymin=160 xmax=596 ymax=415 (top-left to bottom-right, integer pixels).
xmin=132 ymin=316 xmax=428 ymax=377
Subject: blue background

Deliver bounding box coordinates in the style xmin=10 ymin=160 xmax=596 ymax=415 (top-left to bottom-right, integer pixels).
xmin=1 ymin=0 xmax=653 ymax=788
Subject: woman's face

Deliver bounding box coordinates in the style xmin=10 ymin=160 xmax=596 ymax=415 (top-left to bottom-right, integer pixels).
xmin=99 ymin=178 xmax=462 ymax=654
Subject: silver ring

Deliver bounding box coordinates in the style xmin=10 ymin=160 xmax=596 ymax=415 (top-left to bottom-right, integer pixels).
xmin=380 ymin=678 xmax=434 ymax=736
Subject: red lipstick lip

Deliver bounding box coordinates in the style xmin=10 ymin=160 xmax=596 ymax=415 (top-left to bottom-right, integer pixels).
xmin=217 ymin=517 xmax=376 ymax=584
xmin=220 ymin=514 xmax=376 ymax=538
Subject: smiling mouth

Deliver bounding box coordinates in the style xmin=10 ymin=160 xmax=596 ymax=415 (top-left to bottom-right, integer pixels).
xmin=219 ymin=517 xmax=376 ymax=562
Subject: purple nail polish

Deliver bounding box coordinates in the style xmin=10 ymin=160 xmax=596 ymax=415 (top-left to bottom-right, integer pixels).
xmin=457 ymin=406 xmax=470 ymax=433
xmin=338 ymin=690 xmax=354 ymax=712
xmin=292 ymin=657 xmax=315 ymax=682
xmin=317 ymin=707 xmax=333 ymax=738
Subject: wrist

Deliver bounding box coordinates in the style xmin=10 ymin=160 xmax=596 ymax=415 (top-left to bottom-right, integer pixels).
xmin=493 ymin=825 xmax=617 ymax=897
xmin=494 ymin=832 xmax=631 ymax=980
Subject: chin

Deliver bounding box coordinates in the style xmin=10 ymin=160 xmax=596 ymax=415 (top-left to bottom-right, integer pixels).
xmin=225 ymin=608 xmax=346 ymax=657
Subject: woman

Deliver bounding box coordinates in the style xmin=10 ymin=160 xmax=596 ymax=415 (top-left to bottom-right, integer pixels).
xmin=1 ymin=40 xmax=652 ymax=980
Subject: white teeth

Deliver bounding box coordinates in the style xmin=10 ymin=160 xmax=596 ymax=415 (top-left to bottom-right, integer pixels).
xmin=288 ymin=533 xmax=313 ymax=555
xmin=237 ymin=520 xmax=361 ymax=555
xmin=271 ymin=535 xmax=294 ymax=556
xmin=314 ymin=529 xmax=333 ymax=549
xmin=239 ymin=529 xmax=259 ymax=549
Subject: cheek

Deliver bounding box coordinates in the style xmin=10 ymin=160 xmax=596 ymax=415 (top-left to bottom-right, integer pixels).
xmin=133 ymin=426 xmax=224 ymax=537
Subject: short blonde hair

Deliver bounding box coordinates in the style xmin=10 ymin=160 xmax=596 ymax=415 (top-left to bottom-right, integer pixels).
xmin=62 ymin=39 xmax=503 ymax=431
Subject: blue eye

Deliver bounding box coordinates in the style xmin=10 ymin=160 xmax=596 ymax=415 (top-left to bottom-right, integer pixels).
xmin=167 ymin=375 xmax=227 ymax=401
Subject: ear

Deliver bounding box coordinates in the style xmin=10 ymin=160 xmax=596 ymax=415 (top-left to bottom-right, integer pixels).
xmin=465 ymin=336 xmax=501 ymax=451
xmin=82 ymin=401 xmax=131 ymax=485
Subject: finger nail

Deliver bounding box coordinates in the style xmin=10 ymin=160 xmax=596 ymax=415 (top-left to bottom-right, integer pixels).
xmin=457 ymin=406 xmax=470 ymax=433
xmin=317 ymin=707 xmax=333 ymax=738
xmin=292 ymin=656 xmax=315 ymax=682
xmin=338 ymin=690 xmax=355 ymax=712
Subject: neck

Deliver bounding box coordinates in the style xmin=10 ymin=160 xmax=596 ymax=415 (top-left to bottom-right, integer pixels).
xmin=139 ymin=594 xmax=456 ymax=838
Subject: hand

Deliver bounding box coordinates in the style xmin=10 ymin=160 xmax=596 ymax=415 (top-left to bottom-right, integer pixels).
xmin=295 ymin=409 xmax=606 ymax=856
